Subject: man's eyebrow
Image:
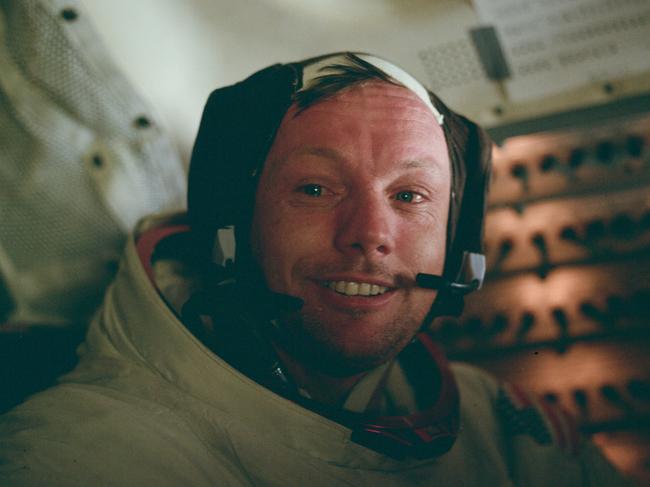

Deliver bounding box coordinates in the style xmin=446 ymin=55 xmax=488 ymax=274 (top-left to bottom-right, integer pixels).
xmin=400 ymin=159 xmax=429 ymax=169
xmin=397 ymin=158 xmax=446 ymax=172
xmin=273 ymin=148 xmax=444 ymax=172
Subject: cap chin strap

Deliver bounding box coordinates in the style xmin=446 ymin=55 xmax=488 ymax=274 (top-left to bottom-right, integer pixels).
xmin=214 ymin=226 xmax=484 ymax=319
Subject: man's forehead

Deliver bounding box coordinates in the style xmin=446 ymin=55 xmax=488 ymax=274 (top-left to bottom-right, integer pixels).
xmin=288 ymin=81 xmax=439 ymax=121
xmin=299 ymin=53 xmax=444 ymax=125
xmin=264 ymin=83 xmax=450 ymax=177
xmin=279 ymin=82 xmax=449 ymax=154
xmin=278 ymin=146 xmax=443 ymax=170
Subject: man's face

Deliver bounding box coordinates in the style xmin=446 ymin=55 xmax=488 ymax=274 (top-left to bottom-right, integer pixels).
xmin=251 ymin=81 xmax=451 ymax=374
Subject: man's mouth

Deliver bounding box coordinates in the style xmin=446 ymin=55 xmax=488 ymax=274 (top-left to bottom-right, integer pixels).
xmin=321 ymin=280 xmax=389 ymax=297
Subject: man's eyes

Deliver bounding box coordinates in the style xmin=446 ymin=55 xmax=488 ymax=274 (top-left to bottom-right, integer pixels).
xmin=293 ymin=183 xmax=337 ymax=206
xmin=300 ymin=183 xmax=323 ymax=197
xmin=394 ymin=190 xmax=424 ymax=204
xmin=294 ymin=184 xmax=427 ymax=204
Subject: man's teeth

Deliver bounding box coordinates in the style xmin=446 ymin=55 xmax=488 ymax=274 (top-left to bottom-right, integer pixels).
xmin=325 ymin=281 xmax=388 ymax=296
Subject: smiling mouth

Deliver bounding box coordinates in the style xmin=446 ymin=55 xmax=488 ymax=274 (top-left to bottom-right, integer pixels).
xmin=321 ymin=280 xmax=389 ymax=297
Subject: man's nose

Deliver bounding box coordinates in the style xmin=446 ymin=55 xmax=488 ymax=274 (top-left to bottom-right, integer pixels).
xmin=334 ymin=192 xmax=395 ymax=258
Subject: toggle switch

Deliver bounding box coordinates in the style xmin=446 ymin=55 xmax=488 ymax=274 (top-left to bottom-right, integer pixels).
xmin=625 ymin=135 xmax=644 ymax=158
xmin=572 ymin=388 xmax=589 ymax=417
xmin=559 ymin=225 xmax=580 ymax=243
xmin=584 ymin=219 xmax=606 ymax=242
xmin=599 ymin=384 xmax=634 ymax=414
xmin=595 ymin=140 xmax=616 ymax=164
xmin=492 ymin=238 xmax=514 ymax=272
xmin=627 ymin=379 xmax=650 ymax=402
xmin=568 ymin=147 xmax=586 ymax=169
xmin=579 ymin=301 xmax=613 ymax=329
xmin=551 ymin=307 xmax=570 ymax=346
xmin=531 ymin=233 xmax=551 ymax=277
xmin=610 ymin=213 xmax=636 ymax=239
xmin=515 ymin=311 xmax=535 ymax=342
xmin=510 ymin=162 xmax=530 ymax=192
xmin=539 ymin=154 xmax=558 ymax=173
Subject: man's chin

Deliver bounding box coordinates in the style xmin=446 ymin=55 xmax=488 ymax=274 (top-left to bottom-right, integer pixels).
xmin=287 ymin=342 xmax=393 ymax=377
xmin=274 ymin=312 xmax=417 ymax=377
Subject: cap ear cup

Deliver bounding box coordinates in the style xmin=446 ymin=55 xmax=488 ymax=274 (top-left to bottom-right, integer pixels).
xmin=448 ymin=112 xmax=492 ymax=269
xmin=425 ymin=92 xmax=493 ymax=318
xmin=187 ymin=63 xmax=300 ymax=256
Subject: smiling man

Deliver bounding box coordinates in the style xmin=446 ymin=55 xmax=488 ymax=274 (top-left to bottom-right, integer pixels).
xmin=0 ymin=53 xmax=628 ymax=486
xmin=252 ymin=80 xmax=450 ymax=380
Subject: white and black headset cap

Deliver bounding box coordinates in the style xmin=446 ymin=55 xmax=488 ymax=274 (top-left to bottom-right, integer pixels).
xmin=187 ymin=52 xmax=492 ymax=320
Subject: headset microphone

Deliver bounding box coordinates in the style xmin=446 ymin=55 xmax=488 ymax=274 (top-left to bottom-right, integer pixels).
xmin=416 ymin=273 xmax=480 ymax=294
xmin=416 ymin=251 xmax=486 ymax=296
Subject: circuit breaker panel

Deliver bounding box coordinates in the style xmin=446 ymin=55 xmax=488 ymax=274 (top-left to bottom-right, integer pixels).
xmin=436 ymin=112 xmax=650 ymax=483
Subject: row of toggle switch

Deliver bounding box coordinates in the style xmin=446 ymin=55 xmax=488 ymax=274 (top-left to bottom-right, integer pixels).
xmin=543 ymin=379 xmax=650 ymax=420
xmin=438 ymin=289 xmax=649 ymax=346
xmin=497 ymin=134 xmax=647 ymax=185
xmin=486 ymin=209 xmax=650 ymax=275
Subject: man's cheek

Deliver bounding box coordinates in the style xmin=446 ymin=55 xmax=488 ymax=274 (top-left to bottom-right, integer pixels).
xmin=266 ymin=240 xmax=303 ymax=294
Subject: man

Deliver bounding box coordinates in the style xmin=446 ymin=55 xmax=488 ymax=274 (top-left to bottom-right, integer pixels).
xmin=0 ymin=53 xmax=627 ymax=485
